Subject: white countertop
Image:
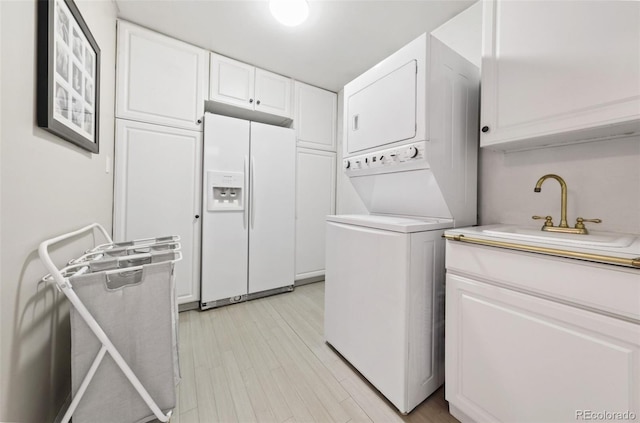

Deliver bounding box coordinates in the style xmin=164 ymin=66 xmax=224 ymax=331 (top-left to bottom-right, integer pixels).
xmin=445 ymin=224 xmax=640 ymax=265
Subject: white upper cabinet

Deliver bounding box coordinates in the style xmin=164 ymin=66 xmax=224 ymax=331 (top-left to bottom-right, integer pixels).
xmin=480 ymin=0 xmax=640 ymax=151
xmin=116 ymin=21 xmax=209 ymax=131
xmin=294 ymin=82 xmax=337 ymax=151
xmin=254 ymin=69 xmax=292 ymax=117
xmin=209 ymin=53 xmax=255 ymax=110
xmin=209 ymin=52 xmax=293 ymax=121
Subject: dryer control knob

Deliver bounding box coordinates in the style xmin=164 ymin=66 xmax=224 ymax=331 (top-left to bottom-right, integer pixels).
xmin=344 ymin=160 xmax=351 ymax=170
xmin=407 ymin=146 xmax=419 ymax=158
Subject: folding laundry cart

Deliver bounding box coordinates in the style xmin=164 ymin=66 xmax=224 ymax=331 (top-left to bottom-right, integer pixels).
xmin=39 ymin=223 xmax=181 ymax=423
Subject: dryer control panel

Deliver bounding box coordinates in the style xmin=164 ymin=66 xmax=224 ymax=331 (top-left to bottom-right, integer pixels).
xmin=343 ymin=141 xmax=428 ymax=176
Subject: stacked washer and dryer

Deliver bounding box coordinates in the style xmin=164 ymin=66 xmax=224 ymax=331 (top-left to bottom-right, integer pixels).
xmin=324 ymin=33 xmax=480 ymax=414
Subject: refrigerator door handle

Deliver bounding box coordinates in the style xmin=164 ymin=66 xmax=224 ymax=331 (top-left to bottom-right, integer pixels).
xmin=243 ymin=156 xmax=249 ymax=229
xmin=251 ymin=156 xmax=256 ymax=228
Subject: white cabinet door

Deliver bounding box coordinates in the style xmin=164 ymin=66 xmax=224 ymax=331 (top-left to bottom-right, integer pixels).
xmin=209 ymin=53 xmax=293 ymax=120
xmin=255 ymin=68 xmax=292 ymax=118
xmin=446 ymin=273 xmax=640 ymax=423
xmin=295 ymin=148 xmax=336 ymax=280
xmin=114 ymin=120 xmax=202 ymax=305
xmin=116 ymin=21 xmax=209 ymax=131
xmin=480 ymin=0 xmax=640 ymax=150
xmin=294 ymin=82 xmax=337 ymax=151
xmin=248 ymin=122 xmax=296 ymax=294
xmin=209 ymin=52 xmax=255 ymax=111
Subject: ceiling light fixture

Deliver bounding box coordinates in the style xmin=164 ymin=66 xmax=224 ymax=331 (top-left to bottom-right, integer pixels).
xmin=269 ymin=0 xmax=309 ymax=27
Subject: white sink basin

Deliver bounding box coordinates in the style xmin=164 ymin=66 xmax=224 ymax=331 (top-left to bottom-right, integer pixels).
xmin=482 ymin=225 xmax=637 ymax=248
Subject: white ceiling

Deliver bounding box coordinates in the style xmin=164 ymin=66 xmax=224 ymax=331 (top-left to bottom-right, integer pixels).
xmin=114 ymin=0 xmax=476 ymax=92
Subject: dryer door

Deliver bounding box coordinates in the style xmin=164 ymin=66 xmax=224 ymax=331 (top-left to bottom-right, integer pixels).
xmin=346 ymin=60 xmax=417 ymax=154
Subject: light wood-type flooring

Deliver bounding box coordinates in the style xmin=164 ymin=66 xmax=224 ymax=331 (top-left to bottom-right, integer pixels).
xmin=171 ymin=282 xmax=458 ymax=423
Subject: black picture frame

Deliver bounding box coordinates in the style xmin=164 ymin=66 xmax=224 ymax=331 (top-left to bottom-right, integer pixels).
xmin=37 ymin=0 xmax=100 ymax=153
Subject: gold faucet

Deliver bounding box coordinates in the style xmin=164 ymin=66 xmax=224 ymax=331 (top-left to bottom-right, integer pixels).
xmin=534 ymin=174 xmax=569 ymax=228
xmin=532 ymin=174 xmax=601 ymax=235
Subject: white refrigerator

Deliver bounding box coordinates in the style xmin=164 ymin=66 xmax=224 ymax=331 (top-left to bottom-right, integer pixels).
xmin=201 ymin=113 xmax=296 ymax=309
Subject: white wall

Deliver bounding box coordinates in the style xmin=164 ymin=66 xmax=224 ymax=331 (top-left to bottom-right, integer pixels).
xmin=431 ymin=1 xmax=482 ymax=68
xmin=0 ymin=1 xmax=117 ymax=421
xmin=479 ymin=138 xmax=640 ymax=233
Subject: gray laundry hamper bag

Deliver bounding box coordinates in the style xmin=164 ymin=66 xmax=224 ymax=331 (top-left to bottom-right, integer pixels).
xmin=69 ymin=260 xmax=177 ymax=423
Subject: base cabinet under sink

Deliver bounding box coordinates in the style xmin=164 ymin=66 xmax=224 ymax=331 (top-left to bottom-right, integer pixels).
xmin=445 ymin=242 xmax=640 ymax=423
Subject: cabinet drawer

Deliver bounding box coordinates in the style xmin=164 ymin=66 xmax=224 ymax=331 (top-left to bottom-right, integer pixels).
xmin=446 ymin=241 xmax=640 ymax=321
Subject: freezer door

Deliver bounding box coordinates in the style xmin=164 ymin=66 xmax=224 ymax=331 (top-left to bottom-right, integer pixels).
xmin=248 ymin=122 xmax=296 ymax=293
xmin=201 ymin=114 xmax=250 ymax=304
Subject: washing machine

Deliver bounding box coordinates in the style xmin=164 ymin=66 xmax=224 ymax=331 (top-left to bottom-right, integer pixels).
xmin=325 ymin=214 xmax=449 ymax=413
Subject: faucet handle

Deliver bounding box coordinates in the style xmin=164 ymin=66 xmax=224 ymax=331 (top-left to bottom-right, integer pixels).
xmin=575 ymin=217 xmax=602 ymax=229
xmin=532 ymin=215 xmax=554 ymax=227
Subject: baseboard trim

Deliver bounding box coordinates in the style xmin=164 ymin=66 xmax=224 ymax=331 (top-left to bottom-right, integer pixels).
xmin=53 ymin=394 xmax=71 ymax=423
xmin=178 ymin=301 xmax=199 ymax=312
xmin=295 ymin=275 xmax=325 ymax=286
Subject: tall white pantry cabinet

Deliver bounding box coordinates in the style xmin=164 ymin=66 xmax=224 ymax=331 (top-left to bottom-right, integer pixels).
xmin=114 ymin=20 xmax=208 ymax=306
xmin=294 ymin=82 xmax=337 ymax=280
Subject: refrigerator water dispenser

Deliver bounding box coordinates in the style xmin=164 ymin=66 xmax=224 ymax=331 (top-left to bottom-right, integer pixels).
xmin=207 ymin=171 xmax=244 ymax=211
